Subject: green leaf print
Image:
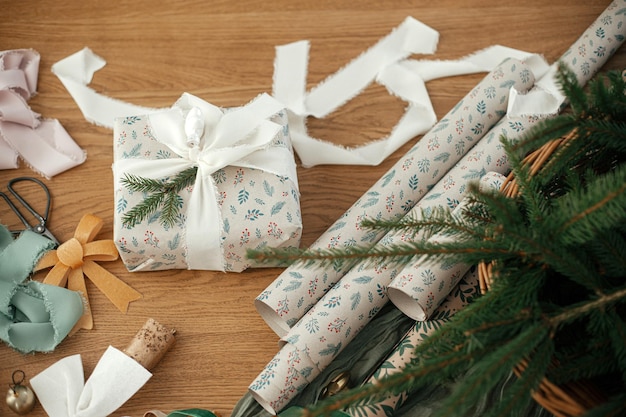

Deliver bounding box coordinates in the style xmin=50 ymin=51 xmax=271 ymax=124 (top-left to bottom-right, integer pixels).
xmin=271 ymin=201 xmax=286 ymax=215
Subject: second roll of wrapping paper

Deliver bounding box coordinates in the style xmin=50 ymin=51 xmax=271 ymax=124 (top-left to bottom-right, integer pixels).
xmin=387 ymin=172 xmax=504 ymax=321
xmin=346 ymin=269 xmax=480 ymax=417
xmin=255 ymin=57 xmax=539 ymax=336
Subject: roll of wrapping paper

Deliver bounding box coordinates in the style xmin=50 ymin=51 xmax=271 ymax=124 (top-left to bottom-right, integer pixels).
xmin=386 ymin=177 xmax=506 ymax=321
xmin=249 ymin=4 xmax=626 ymax=413
xmin=278 ymin=172 xmax=506 ymax=376
xmin=346 ymin=270 xmax=480 ymax=417
xmin=255 ymin=57 xmax=538 ymax=336
xmin=387 ymin=0 xmax=626 ymax=320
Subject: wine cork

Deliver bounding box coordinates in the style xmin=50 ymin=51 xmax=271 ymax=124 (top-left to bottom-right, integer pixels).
xmin=124 ymin=318 xmax=176 ymax=371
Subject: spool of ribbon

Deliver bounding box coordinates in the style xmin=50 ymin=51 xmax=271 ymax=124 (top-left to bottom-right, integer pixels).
xmin=34 ymin=213 xmax=141 ymax=332
xmin=0 ymin=224 xmax=83 ymax=353
xmin=113 ymin=92 xmax=297 ymax=271
xmin=0 ymin=49 xmax=86 ymax=178
xmin=30 ymin=318 xmax=176 ymax=417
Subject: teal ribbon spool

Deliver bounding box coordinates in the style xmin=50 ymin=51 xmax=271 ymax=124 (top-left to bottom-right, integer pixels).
xmin=0 ymin=224 xmax=83 ymax=353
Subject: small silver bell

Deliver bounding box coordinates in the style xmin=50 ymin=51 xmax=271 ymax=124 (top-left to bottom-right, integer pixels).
xmin=6 ymin=371 xmax=36 ymax=415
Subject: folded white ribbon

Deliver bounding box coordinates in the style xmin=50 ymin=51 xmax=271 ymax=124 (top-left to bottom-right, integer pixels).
xmin=272 ymin=18 xmax=547 ymax=167
xmin=114 ymin=93 xmax=296 ymax=270
xmin=30 ymin=346 xmax=152 ymax=417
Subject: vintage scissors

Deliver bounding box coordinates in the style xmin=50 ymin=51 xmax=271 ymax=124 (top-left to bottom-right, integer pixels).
xmin=0 ymin=177 xmax=58 ymax=245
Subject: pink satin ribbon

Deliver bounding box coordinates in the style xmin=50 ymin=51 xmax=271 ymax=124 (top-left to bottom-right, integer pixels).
xmin=0 ymin=49 xmax=85 ymax=178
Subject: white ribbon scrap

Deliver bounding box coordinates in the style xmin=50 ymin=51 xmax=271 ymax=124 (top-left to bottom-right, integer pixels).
xmin=272 ymin=16 xmax=547 ymax=167
xmin=51 ymin=48 xmax=159 ymax=128
xmin=114 ymin=92 xmax=296 ymax=271
xmin=30 ymin=346 xmax=152 ymax=417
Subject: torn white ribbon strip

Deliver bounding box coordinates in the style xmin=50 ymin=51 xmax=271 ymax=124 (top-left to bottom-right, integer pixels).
xmin=51 ymin=48 xmax=160 ymax=128
xmin=51 ymin=18 xmax=544 ymax=170
xmin=272 ymin=17 xmax=546 ymax=167
xmin=30 ymin=345 xmax=152 ymax=417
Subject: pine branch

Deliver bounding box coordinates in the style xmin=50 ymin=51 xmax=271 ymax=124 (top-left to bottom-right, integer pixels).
xmin=548 ymin=284 xmax=626 ymax=329
xmin=121 ymin=167 xmax=198 ymax=228
xmin=557 ymin=166 xmax=626 ymax=240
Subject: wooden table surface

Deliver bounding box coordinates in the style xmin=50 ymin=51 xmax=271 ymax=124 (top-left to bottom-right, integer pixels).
xmin=1 ymin=1 xmax=625 ymax=416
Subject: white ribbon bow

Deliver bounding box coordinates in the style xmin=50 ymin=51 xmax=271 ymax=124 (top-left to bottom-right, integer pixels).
xmin=30 ymin=346 xmax=152 ymax=417
xmin=114 ymin=92 xmax=296 ymax=270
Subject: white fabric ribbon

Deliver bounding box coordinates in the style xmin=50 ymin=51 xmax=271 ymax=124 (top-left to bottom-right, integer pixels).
xmin=52 ymin=22 xmax=545 ymax=170
xmin=51 ymin=48 xmax=158 ymax=128
xmin=30 ymin=346 xmax=152 ymax=417
xmin=114 ymin=92 xmax=295 ymax=270
xmin=272 ymin=17 xmax=547 ymax=167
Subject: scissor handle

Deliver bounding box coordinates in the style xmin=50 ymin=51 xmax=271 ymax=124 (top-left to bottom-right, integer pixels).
xmin=7 ymin=176 xmax=52 ymax=227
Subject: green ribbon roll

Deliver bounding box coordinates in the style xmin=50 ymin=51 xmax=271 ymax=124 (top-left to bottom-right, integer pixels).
xmin=0 ymin=224 xmax=83 ymax=353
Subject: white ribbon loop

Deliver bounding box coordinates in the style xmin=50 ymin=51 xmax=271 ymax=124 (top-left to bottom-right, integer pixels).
xmin=30 ymin=346 xmax=151 ymax=417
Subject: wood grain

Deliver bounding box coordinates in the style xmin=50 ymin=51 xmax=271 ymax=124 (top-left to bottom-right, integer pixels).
xmin=1 ymin=1 xmax=625 ymax=416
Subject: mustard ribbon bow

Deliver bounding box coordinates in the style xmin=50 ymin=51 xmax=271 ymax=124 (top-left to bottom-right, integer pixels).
xmin=35 ymin=213 xmax=141 ymax=331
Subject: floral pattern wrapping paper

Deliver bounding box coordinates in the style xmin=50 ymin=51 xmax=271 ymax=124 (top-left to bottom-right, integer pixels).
xmin=386 ymin=174 xmax=506 ymax=321
xmin=346 ymin=269 xmax=480 ymax=417
xmin=112 ymin=109 xmax=302 ymax=272
xmin=274 ymin=168 xmax=500 ymax=387
xmin=255 ymin=57 xmax=538 ymax=335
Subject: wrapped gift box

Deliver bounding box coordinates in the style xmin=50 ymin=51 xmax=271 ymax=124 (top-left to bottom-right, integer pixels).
xmin=112 ymin=93 xmax=302 ymax=272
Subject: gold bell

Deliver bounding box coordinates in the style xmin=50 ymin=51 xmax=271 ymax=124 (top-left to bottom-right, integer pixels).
xmin=319 ymin=370 xmax=351 ymax=400
xmin=6 ymin=371 xmax=36 ymax=415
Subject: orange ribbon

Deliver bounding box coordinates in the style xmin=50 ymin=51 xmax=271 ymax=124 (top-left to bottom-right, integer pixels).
xmin=35 ymin=213 xmax=142 ymax=332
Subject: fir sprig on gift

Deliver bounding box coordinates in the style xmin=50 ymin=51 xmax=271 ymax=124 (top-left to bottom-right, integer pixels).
xmin=248 ymin=64 xmax=626 ymax=417
xmin=121 ymin=167 xmax=197 ymax=228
